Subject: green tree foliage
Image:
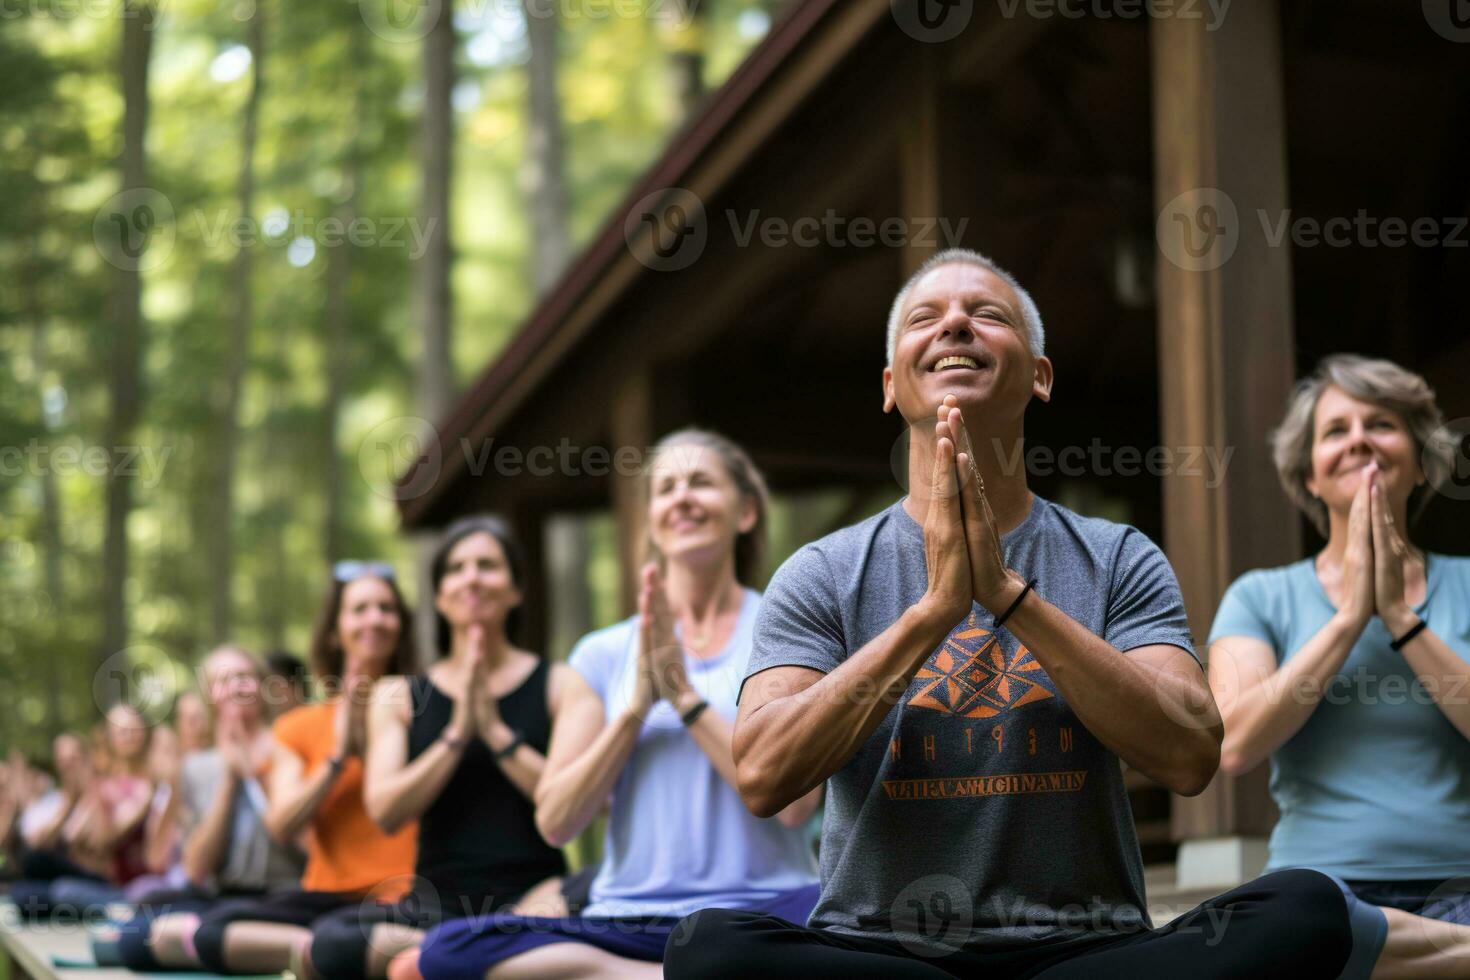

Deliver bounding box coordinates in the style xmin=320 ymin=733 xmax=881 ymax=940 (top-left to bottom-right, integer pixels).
xmin=0 ymin=0 xmax=782 ymax=758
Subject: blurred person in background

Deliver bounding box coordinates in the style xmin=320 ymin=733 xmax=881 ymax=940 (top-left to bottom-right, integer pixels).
xmin=165 ymin=565 xmax=419 ymax=975
xmin=415 ymin=431 xmax=820 ymax=980
xmin=308 ymin=519 xmax=576 ymax=980
xmin=1210 ymin=354 xmax=1470 ymax=977
xmin=113 ymin=646 xmax=306 ymax=971
xmin=176 ymin=691 xmax=213 ymax=754
xmin=264 ymin=650 xmax=311 ymax=718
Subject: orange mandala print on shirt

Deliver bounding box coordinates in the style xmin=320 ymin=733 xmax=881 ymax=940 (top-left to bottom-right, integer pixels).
xmin=908 ymin=612 xmax=1053 ymax=719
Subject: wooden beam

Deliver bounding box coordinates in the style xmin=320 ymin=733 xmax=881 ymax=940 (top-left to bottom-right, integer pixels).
xmin=610 ymin=373 xmax=652 ymax=617
xmin=1151 ymin=0 xmax=1298 ymax=841
xmin=400 ymin=0 xmax=891 ymax=527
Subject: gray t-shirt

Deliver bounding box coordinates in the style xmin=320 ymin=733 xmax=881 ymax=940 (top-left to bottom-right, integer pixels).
xmin=744 ymin=495 xmax=1197 ymax=956
xmin=180 ymin=749 xmax=302 ymax=892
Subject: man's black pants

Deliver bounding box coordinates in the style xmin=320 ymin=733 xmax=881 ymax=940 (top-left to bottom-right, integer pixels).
xmin=664 ymin=869 xmax=1354 ymax=980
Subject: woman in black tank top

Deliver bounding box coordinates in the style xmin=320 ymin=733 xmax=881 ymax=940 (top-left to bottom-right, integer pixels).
xmin=306 ymin=517 xmax=575 ymax=980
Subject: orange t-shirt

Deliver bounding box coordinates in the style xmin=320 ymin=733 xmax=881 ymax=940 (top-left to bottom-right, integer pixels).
xmin=272 ymin=702 xmax=416 ymax=899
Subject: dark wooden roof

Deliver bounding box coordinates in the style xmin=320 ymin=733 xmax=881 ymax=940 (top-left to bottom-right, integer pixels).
xmin=397 ymin=0 xmax=1470 ymax=544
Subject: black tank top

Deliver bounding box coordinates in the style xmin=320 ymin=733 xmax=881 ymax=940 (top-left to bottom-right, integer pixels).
xmin=407 ymin=661 xmax=565 ymax=908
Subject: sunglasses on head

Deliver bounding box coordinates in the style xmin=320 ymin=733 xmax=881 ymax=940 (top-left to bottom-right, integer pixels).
xmin=332 ymin=560 xmax=396 ymax=584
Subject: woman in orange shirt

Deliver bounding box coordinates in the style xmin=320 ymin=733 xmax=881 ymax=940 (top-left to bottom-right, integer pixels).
xmin=170 ymin=563 xmax=420 ymax=975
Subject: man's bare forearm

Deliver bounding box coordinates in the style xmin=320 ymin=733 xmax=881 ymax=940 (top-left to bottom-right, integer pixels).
xmin=735 ymin=602 xmax=954 ymax=816
xmin=1004 ymin=594 xmax=1220 ymax=794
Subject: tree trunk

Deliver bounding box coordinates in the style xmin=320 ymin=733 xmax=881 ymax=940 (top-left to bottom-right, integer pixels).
xmin=523 ymin=0 xmax=568 ymax=294
xmin=101 ymin=0 xmax=154 ymax=677
xmin=667 ymin=0 xmax=708 ymax=121
xmin=414 ymin=0 xmax=457 ymax=663
xmin=26 ymin=208 xmax=65 ymax=736
xmin=322 ymin=26 xmax=366 ymax=568
xmin=208 ymin=3 xmax=265 ymax=644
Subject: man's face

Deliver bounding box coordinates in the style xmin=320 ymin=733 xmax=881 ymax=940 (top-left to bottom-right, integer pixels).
xmin=883 ymin=263 xmax=1051 ymax=425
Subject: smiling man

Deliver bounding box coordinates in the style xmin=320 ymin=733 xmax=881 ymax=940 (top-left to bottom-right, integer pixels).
xmin=663 ymin=250 xmax=1381 ymax=978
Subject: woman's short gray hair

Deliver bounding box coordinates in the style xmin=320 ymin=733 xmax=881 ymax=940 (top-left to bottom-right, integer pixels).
xmin=885 ymin=249 xmax=1045 ymax=363
xmin=1271 ymin=354 xmax=1453 ymax=535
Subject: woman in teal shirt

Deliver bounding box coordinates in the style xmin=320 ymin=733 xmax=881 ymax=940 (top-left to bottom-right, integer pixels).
xmin=1211 ymin=354 xmax=1470 ymax=975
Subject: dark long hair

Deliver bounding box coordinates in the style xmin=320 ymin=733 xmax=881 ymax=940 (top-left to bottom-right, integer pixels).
xmin=307 ymin=573 xmax=418 ymax=683
xmin=429 ymin=515 xmax=526 ymax=656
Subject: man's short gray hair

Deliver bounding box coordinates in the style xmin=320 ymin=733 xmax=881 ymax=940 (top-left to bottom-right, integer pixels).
xmin=885 ymin=249 xmax=1046 ymax=364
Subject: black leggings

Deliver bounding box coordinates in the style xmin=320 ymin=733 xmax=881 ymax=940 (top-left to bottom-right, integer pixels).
xmin=309 ymin=894 xmax=450 ymax=980
xmin=193 ymin=889 xmax=356 ymax=974
xmin=665 ymin=869 xmax=1355 ymax=980
xmin=307 ymin=870 xmax=595 ymax=980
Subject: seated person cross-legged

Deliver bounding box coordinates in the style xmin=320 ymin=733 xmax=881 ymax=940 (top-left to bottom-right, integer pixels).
xmin=308 ymin=519 xmax=577 ymax=980
xmin=115 ymin=646 xmax=304 ymax=971
xmin=1210 ymin=354 xmax=1470 ymax=978
xmin=664 ymin=251 xmax=1381 ymax=979
xmin=415 ymin=430 xmax=820 ymax=980
xmin=157 ymin=565 xmax=420 ymax=976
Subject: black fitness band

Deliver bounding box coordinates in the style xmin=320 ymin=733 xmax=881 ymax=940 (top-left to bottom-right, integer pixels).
xmin=992 ymin=579 xmax=1036 ymax=631
xmin=680 ymin=700 xmax=710 ymax=726
xmin=495 ymin=730 xmax=526 ymax=759
xmin=1390 ymin=618 xmax=1428 ymax=651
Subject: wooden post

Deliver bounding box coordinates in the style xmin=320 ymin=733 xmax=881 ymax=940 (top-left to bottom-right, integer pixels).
xmin=610 ymin=373 xmax=652 ymax=617
xmin=899 ymin=53 xmax=941 ymax=277
xmin=1151 ymin=0 xmax=1298 ymax=873
xmin=510 ymin=505 xmax=548 ymax=658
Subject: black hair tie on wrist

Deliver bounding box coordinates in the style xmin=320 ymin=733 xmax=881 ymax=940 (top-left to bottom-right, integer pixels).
xmin=1390 ymin=618 xmax=1428 ymax=651
xmin=495 ymin=730 xmax=526 ymax=760
xmin=680 ymin=700 xmax=710 ymax=727
xmin=993 ymin=579 xmax=1036 ymax=631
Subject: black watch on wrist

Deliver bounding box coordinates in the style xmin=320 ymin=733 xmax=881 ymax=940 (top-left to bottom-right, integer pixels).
xmin=495 ymin=730 xmax=526 ymax=760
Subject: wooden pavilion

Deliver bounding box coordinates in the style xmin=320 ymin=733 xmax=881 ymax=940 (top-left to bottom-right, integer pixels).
xmin=396 ymin=0 xmax=1470 ymax=890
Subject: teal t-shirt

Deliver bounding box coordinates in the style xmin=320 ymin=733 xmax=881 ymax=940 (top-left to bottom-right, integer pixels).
xmin=1209 ymin=554 xmax=1470 ymax=880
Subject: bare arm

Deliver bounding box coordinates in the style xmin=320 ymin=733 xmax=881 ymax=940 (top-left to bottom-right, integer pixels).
xmin=1006 ymin=598 xmax=1221 ymax=795
xmin=1212 ymin=474 xmax=1378 ymax=775
xmin=143 ymin=783 xmax=180 ymax=874
xmin=263 ymin=741 xmax=338 ymax=845
xmin=1210 ymin=621 xmax=1361 ymax=774
xmin=736 ymin=422 xmax=974 ymax=817
xmin=735 ymin=605 xmax=956 ymax=817
xmin=477 ymin=664 xmax=564 ymax=801
xmin=364 ymin=677 xmax=468 ymax=833
xmin=91 ymin=780 xmax=154 ymax=852
xmin=533 ymin=670 xmax=641 ymax=848
xmin=24 ymin=792 xmax=76 ymax=851
xmin=1370 ymin=476 xmax=1470 ymax=741
xmin=182 ymin=771 xmax=239 ymax=886
xmin=1383 ymin=614 xmax=1470 ymax=741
